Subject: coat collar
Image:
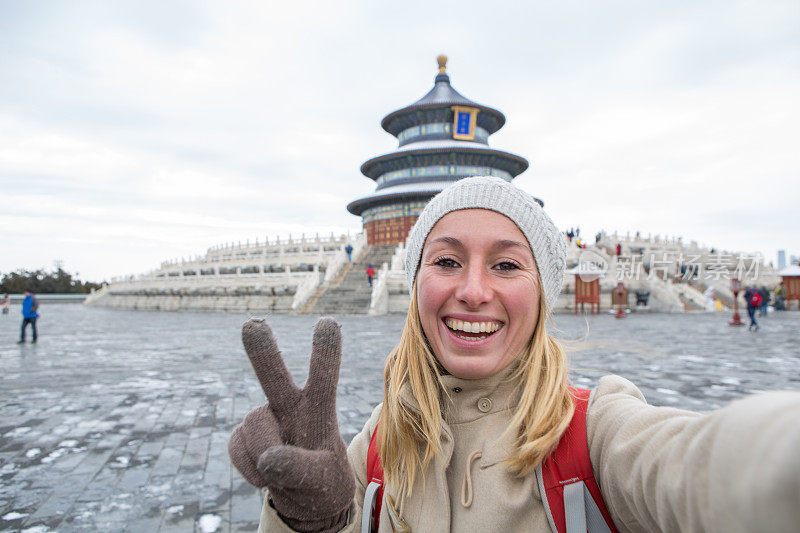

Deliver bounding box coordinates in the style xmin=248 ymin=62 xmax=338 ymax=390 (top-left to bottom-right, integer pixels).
xmin=397 ymin=365 xmax=520 ymax=421
xmin=440 ymin=365 xmax=519 ymax=424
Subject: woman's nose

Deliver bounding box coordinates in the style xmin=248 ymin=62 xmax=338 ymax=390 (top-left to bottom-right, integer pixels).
xmin=454 ymin=264 xmax=493 ymax=308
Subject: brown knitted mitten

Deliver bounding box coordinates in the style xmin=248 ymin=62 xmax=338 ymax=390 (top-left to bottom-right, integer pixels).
xmin=228 ymin=317 xmax=355 ymax=533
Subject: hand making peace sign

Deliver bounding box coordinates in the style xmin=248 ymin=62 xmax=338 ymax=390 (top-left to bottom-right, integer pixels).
xmin=229 ymin=317 xmax=355 ymax=532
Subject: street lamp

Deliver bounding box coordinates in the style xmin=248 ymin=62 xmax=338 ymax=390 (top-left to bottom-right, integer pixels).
xmin=729 ymin=278 xmax=745 ymax=326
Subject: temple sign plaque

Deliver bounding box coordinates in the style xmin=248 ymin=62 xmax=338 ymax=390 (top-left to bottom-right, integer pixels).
xmin=451 ymin=105 xmax=478 ymax=140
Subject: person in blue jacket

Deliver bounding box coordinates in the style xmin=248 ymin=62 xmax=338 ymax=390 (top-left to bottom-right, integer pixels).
xmin=18 ymin=290 xmax=39 ymax=343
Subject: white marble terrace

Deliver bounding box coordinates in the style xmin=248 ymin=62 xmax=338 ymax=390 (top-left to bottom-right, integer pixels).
xmin=87 ymin=229 xmax=780 ymax=314
xmin=368 ymin=230 xmax=781 ymax=315
xmin=86 ymin=233 xmax=367 ymax=313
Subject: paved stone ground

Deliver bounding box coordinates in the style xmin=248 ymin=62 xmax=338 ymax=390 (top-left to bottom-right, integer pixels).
xmin=1 ymin=305 xmax=798 ymax=532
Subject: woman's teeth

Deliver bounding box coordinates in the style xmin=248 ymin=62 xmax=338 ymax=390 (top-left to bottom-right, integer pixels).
xmin=444 ymin=318 xmax=501 ymax=340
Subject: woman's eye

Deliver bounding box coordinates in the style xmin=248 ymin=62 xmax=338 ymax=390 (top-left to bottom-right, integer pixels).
xmin=494 ymin=261 xmax=520 ymax=271
xmin=433 ymin=257 xmax=460 ymax=269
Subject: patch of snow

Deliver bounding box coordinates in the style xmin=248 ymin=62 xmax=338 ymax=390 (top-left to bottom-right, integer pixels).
xmin=5 ymin=427 xmax=31 ymax=437
xmin=110 ymin=456 xmax=130 ymax=468
xmin=25 ymin=448 xmax=41 ymax=458
xmin=41 ymin=449 xmax=66 ymax=464
xmin=3 ymin=511 xmax=28 ymax=520
xmin=21 ymin=526 xmax=51 ymax=532
xmin=167 ymin=505 xmax=184 ymax=515
xmin=198 ymin=514 xmax=222 ymax=532
xmin=656 ymin=388 xmax=678 ymax=395
xmin=58 ymin=440 xmax=79 ymax=448
xmin=110 ymin=502 xmax=132 ymax=511
xmin=147 ymin=481 xmax=172 ymax=494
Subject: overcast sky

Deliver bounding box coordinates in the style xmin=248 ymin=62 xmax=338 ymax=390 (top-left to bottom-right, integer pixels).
xmin=1 ymin=0 xmax=798 ymax=282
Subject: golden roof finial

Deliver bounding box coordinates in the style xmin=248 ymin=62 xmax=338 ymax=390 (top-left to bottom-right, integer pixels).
xmin=437 ymin=54 xmax=448 ymax=74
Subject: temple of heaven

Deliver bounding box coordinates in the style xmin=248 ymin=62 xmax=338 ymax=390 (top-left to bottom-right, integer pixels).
xmin=347 ymin=55 xmax=530 ymax=245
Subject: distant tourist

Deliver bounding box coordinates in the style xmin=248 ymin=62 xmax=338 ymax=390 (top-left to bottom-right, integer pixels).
xmin=744 ymin=286 xmax=761 ymax=331
xmin=365 ymin=265 xmax=375 ymax=288
xmin=773 ymin=281 xmax=788 ymax=311
xmin=230 ymin=176 xmax=800 ymax=533
xmin=18 ymin=290 xmax=39 ymax=343
xmin=759 ymin=286 xmax=771 ymax=316
xmin=1 ymin=293 xmax=9 ymax=315
xmin=345 ymin=244 xmax=353 ymax=262
xmin=615 ymin=242 xmax=622 ymax=256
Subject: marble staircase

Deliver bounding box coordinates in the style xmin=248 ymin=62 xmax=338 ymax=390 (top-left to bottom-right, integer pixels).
xmin=305 ymin=245 xmax=396 ymax=315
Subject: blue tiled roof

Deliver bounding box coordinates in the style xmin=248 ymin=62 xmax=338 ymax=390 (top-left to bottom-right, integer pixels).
xmin=381 ymin=73 xmax=506 ymax=136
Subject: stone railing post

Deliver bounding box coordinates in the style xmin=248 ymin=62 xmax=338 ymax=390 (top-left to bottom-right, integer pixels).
xmin=391 ymin=242 xmax=406 ymax=270
xmin=291 ymin=271 xmax=322 ymax=312
xmin=369 ymin=262 xmax=390 ymax=315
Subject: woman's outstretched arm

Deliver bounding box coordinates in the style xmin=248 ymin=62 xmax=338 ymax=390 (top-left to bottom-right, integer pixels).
xmin=588 ymin=375 xmax=800 ymax=533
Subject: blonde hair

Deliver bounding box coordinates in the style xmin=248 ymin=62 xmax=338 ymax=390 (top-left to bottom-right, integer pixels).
xmin=377 ymin=283 xmax=574 ymax=495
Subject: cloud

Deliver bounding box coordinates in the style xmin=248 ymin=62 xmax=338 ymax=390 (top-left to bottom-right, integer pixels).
xmin=0 ymin=0 xmax=798 ymax=280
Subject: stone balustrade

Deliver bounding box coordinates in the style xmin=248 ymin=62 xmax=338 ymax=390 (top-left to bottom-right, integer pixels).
xmin=90 ymin=233 xmax=364 ymax=312
xmin=106 ymin=271 xmax=314 ymax=294
xmin=323 ymin=232 xmax=368 ymax=285
xmin=110 ymin=233 xmax=360 ymax=284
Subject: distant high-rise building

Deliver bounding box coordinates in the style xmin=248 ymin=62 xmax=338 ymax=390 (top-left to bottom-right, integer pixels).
xmin=347 ymin=55 xmax=529 ymax=245
xmin=778 ymin=250 xmax=786 ymax=270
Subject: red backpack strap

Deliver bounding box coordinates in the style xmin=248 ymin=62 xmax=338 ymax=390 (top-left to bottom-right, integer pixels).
xmin=540 ymin=387 xmax=617 ymax=533
xmin=363 ymin=424 xmax=384 ymax=533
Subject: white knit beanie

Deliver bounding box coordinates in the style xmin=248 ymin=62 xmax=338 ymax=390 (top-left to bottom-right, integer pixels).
xmin=405 ymin=176 xmax=567 ymax=311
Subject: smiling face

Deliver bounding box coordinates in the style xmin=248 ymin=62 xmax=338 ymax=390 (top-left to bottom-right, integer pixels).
xmin=416 ymin=209 xmax=541 ymax=379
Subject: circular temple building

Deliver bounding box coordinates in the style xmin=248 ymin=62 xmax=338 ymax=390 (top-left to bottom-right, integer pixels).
xmin=347 ymin=55 xmax=530 ymax=245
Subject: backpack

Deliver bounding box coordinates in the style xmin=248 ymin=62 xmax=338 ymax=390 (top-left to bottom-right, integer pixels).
xmin=362 ymin=387 xmax=617 ymax=533
xmin=750 ymin=291 xmax=762 ymax=307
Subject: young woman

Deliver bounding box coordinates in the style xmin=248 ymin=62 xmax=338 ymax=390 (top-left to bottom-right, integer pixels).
xmin=229 ymin=176 xmax=800 ymax=533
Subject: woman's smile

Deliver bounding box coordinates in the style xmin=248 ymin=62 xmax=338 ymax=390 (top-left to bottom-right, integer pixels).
xmin=443 ymin=316 xmax=504 ymax=342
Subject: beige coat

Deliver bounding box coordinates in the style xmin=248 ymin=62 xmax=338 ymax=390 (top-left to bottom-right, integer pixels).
xmin=258 ymin=373 xmax=800 ymax=532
